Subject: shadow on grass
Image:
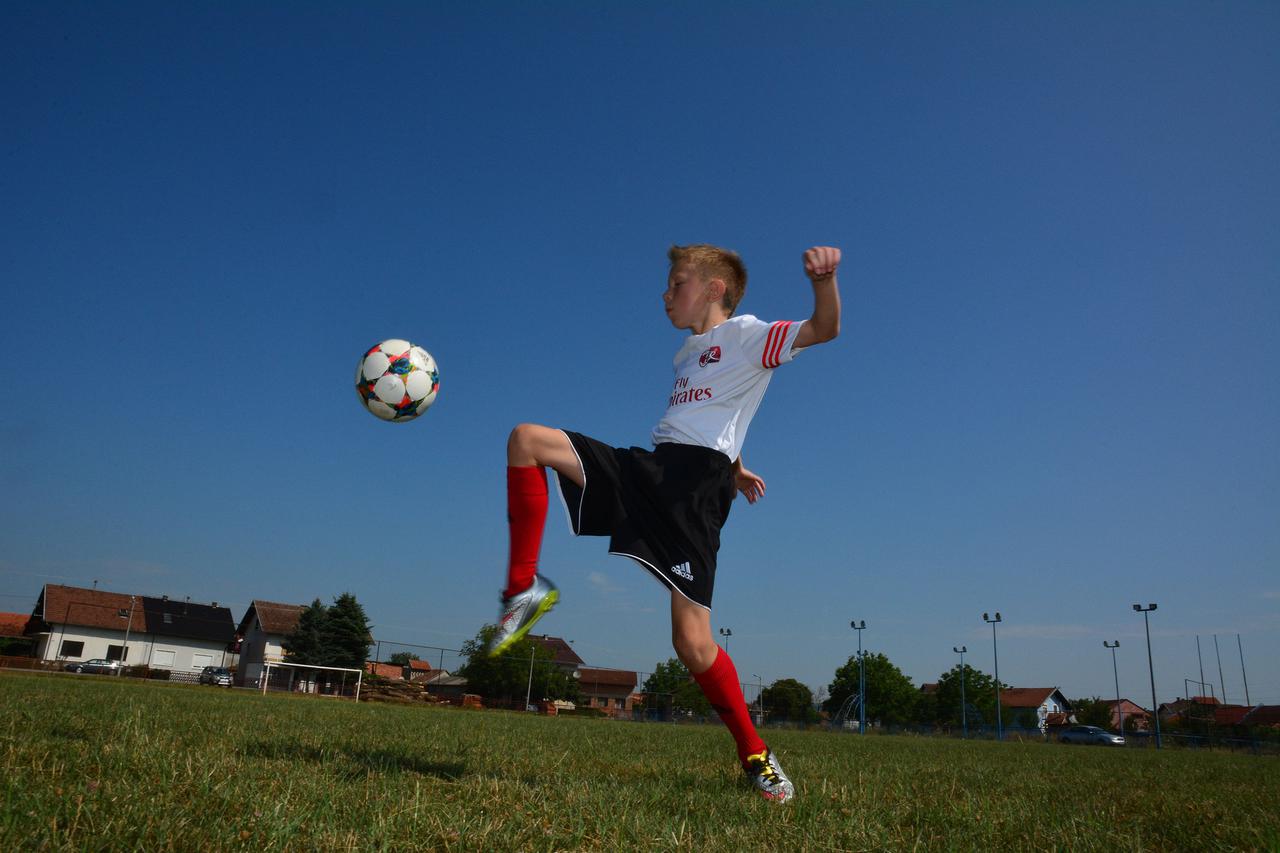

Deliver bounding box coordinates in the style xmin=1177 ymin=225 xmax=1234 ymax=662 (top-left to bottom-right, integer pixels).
xmin=242 ymin=739 xmax=466 ymax=781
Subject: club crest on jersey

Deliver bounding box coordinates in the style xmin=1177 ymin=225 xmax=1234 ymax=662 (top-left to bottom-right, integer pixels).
xmin=699 ymin=346 xmax=721 ymax=367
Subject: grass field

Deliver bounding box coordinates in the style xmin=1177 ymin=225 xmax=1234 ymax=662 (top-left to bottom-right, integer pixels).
xmin=3 ymin=672 xmax=1278 ymax=851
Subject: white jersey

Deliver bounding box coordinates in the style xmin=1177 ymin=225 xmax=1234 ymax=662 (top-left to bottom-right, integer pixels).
xmin=651 ymin=314 xmax=805 ymax=462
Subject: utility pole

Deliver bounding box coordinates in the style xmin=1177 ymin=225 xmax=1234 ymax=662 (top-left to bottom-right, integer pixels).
xmin=118 ymin=595 xmax=137 ymax=675
xmin=954 ymin=646 xmax=968 ymax=738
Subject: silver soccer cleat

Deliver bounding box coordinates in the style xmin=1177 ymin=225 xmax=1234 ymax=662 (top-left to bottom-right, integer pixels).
xmin=487 ymin=575 xmax=559 ymax=657
xmin=743 ymin=749 xmax=795 ymax=803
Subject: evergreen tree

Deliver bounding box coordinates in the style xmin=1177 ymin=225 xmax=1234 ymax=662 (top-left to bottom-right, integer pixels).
xmin=326 ymin=592 xmax=373 ymax=669
xmin=283 ymin=599 xmax=330 ymax=666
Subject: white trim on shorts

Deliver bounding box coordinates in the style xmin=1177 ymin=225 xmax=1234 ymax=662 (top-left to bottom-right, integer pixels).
xmin=609 ymin=550 xmax=712 ymax=612
xmin=553 ymin=428 xmax=587 ymax=535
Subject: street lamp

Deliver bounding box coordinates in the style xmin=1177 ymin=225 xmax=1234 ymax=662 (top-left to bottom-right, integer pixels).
xmin=953 ymin=645 xmax=968 ymax=738
xmin=719 ymin=627 xmax=732 ymax=653
xmin=1133 ymin=603 xmax=1161 ymax=748
xmin=983 ymin=612 xmax=1003 ymax=740
xmin=851 ymin=620 xmax=867 ymax=735
xmin=1104 ymin=641 xmax=1122 ymax=733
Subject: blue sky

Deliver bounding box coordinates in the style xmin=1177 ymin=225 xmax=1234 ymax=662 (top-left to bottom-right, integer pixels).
xmin=3 ymin=2 xmax=1277 ymax=708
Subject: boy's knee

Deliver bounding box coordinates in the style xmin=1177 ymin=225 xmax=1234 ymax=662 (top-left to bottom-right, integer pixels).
xmin=508 ymin=423 xmax=541 ymax=458
xmin=672 ymin=630 xmax=717 ymax=674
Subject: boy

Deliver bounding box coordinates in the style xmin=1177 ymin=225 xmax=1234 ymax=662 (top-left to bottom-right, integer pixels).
xmin=487 ymin=244 xmax=841 ymax=803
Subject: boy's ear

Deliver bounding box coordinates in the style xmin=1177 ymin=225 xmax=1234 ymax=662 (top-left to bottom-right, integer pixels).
xmin=706 ymin=278 xmax=727 ymax=304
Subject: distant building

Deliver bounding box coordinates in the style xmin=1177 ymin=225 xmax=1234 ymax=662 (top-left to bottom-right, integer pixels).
xmin=1108 ymin=698 xmax=1151 ymax=731
xmin=577 ymin=667 xmax=638 ymax=718
xmin=235 ymin=600 xmax=305 ymax=687
xmin=527 ymin=634 xmax=584 ymax=673
xmin=25 ymin=584 xmax=236 ymax=672
xmin=1000 ymin=687 xmax=1074 ymax=731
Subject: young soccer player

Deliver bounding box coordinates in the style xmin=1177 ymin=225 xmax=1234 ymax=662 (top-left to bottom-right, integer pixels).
xmin=488 ymin=244 xmax=841 ymax=803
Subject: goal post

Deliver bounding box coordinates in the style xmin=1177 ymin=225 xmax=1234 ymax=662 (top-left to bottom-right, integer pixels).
xmin=260 ymin=660 xmax=364 ymax=701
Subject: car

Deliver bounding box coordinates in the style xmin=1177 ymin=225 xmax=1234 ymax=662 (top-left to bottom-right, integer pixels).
xmin=64 ymin=658 xmax=120 ymax=675
xmin=199 ymin=666 xmax=233 ymax=687
xmin=1060 ymin=725 xmax=1125 ymax=746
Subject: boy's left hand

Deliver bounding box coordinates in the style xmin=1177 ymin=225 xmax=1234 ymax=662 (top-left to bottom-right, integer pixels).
xmin=735 ymin=466 xmax=766 ymax=504
xmin=803 ymin=246 xmax=841 ymax=281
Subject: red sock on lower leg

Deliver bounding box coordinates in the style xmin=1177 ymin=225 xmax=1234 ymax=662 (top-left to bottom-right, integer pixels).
xmin=692 ymin=647 xmax=767 ymax=764
xmin=504 ymin=466 xmax=548 ymax=598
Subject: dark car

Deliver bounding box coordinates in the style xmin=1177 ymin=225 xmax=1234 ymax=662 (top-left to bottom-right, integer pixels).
xmin=199 ymin=666 xmax=233 ymax=687
xmin=64 ymin=658 xmax=120 ymax=675
xmin=1060 ymin=725 xmax=1125 ymax=746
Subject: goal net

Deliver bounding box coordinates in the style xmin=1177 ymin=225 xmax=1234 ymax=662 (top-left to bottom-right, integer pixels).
xmin=260 ymin=660 xmax=364 ymax=701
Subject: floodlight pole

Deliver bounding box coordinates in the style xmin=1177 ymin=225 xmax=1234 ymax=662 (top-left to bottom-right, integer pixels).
xmin=953 ymin=646 xmax=968 ymax=738
xmin=851 ymin=620 xmax=866 ymax=735
xmin=1133 ymin=603 xmax=1161 ymax=749
xmin=1104 ymin=641 xmax=1122 ymax=733
xmin=719 ymin=627 xmax=732 ymax=654
xmin=983 ymin=613 xmax=1003 ymax=740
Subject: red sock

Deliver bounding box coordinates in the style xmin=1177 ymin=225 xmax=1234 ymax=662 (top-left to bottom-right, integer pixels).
xmin=693 ymin=647 xmax=767 ymax=764
xmin=504 ymin=466 xmax=548 ymax=598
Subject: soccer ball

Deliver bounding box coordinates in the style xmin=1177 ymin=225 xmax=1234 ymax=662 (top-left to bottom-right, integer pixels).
xmin=355 ymin=339 xmax=440 ymax=422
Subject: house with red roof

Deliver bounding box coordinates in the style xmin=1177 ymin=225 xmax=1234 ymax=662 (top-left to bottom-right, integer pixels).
xmin=1000 ymin=687 xmax=1074 ymax=731
xmin=1109 ymin=699 xmax=1151 ymax=731
xmin=235 ymin=600 xmax=306 ymax=687
xmin=527 ymin=634 xmax=584 ymax=672
xmin=577 ymin=667 xmax=639 ymax=718
xmin=25 ymin=584 xmax=236 ymax=673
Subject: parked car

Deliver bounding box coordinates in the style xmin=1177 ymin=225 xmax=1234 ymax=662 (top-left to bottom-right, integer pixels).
xmin=199 ymin=666 xmax=233 ymax=687
xmin=1060 ymin=725 xmax=1125 ymax=746
xmin=64 ymin=658 xmax=120 ymax=675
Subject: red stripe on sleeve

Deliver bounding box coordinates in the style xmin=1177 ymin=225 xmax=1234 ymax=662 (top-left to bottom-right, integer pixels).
xmin=764 ymin=321 xmax=792 ymax=368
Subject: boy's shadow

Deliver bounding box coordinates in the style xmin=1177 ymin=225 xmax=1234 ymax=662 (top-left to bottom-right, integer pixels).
xmin=242 ymin=739 xmax=466 ymax=781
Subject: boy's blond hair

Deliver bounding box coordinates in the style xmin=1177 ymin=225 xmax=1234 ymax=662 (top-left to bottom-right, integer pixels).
xmin=668 ymin=244 xmax=748 ymax=316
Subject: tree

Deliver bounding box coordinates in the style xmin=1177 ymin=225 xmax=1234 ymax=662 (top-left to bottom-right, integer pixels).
xmin=761 ymin=678 xmax=819 ymax=724
xmin=824 ymin=651 xmax=919 ymax=726
xmin=640 ymin=658 xmax=711 ymax=716
xmin=283 ymin=599 xmax=331 ymax=666
xmin=389 ymin=652 xmax=420 ymax=666
xmin=1073 ymin=696 xmax=1115 ymax=729
xmin=458 ymin=626 xmax=579 ymax=708
xmin=326 ymin=592 xmax=373 ymax=669
xmin=927 ymin=664 xmax=1006 ymax=729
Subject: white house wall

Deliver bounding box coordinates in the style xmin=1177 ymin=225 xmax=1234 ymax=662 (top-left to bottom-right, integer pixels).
xmin=39 ymin=624 xmax=231 ymax=671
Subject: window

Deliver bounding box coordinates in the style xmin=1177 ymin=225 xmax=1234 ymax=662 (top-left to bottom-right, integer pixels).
xmin=106 ymin=644 xmax=128 ymax=662
xmin=59 ymin=640 xmax=85 ymax=658
xmin=163 ymin=613 xmax=172 ymax=624
xmin=191 ymin=653 xmax=214 ymax=670
xmin=152 ymin=649 xmax=176 ymax=668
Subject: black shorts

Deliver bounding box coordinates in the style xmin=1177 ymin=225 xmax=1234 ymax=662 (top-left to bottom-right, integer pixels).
xmin=554 ymin=430 xmax=736 ymax=610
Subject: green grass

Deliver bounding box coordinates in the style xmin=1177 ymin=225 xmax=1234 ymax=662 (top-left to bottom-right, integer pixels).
xmin=3 ymin=672 xmax=1278 ymax=851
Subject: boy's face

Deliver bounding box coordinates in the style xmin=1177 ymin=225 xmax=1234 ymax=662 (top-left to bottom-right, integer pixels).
xmin=663 ymin=262 xmax=721 ymax=331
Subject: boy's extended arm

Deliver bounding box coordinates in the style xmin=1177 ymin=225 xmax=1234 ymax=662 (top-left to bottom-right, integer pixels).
xmin=793 ymin=245 xmax=841 ymax=350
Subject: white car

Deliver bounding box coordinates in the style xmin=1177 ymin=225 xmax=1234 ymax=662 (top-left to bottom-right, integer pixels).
xmin=1060 ymin=725 xmax=1125 ymax=746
